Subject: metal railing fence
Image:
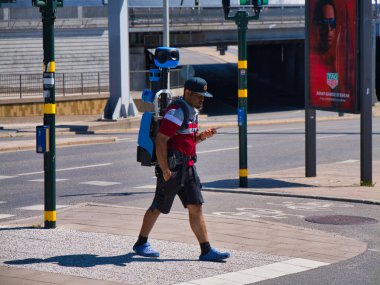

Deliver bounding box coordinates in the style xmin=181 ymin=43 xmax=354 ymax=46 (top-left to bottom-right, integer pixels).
xmin=129 ymin=5 xmax=306 ymax=27
xmin=0 ymin=69 xmax=186 ymax=99
xmin=0 ymin=6 xmax=306 ymax=29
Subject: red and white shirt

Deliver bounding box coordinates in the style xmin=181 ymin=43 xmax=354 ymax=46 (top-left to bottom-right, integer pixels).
xmin=158 ymin=99 xmax=198 ymax=165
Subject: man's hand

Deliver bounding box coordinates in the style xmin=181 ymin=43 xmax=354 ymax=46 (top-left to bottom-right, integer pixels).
xmin=162 ymin=169 xmax=172 ymax=181
xmin=201 ymin=128 xmax=218 ymax=140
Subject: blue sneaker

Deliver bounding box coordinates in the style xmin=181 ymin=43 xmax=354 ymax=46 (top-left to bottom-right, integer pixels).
xmin=199 ymin=247 xmax=230 ymax=262
xmin=133 ymin=242 xmax=160 ymax=257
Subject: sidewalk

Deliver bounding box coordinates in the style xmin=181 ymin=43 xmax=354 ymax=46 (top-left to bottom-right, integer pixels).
xmin=0 ymin=203 xmax=367 ymax=285
xmin=203 ymin=160 xmax=380 ymax=205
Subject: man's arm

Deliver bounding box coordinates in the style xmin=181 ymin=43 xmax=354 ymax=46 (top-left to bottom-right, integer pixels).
xmin=155 ymin=132 xmax=171 ymax=181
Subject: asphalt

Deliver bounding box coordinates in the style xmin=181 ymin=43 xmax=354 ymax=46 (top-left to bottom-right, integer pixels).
xmin=0 ymin=104 xmax=379 ymax=284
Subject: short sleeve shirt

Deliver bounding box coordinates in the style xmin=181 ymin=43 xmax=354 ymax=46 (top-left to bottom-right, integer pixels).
xmin=158 ymin=99 xmax=198 ymax=165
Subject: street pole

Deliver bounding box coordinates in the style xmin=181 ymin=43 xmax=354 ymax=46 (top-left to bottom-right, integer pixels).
xmin=360 ymin=0 xmax=373 ymax=186
xmin=236 ymin=11 xmax=249 ymax=187
xmin=42 ymin=0 xmax=56 ymax=229
xmin=223 ymin=1 xmax=261 ymax=188
xmin=305 ymin=109 xmax=316 ymax=177
xmin=163 ymin=0 xmax=169 ymax=47
xmin=304 ymin=0 xmax=316 ymax=177
xmin=163 ymin=0 xmax=170 ymax=89
xmin=33 ymin=0 xmax=62 ymax=229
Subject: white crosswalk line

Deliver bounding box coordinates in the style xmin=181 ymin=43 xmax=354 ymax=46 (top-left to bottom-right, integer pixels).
xmin=0 ymin=175 xmax=16 ymax=180
xmin=17 ymin=163 xmax=113 ymax=176
xmin=80 ymin=181 xmax=121 ymax=187
xmin=0 ymin=214 xmax=15 ymax=220
xmin=17 ymin=204 xmax=69 ymax=211
xmin=134 ymin=185 xmax=156 ymax=189
xmin=337 ymin=159 xmax=358 ymax=164
xmin=197 ymin=146 xmax=252 ymax=155
xmin=28 ymin=179 xmax=69 ymax=182
xmin=178 ymin=258 xmax=330 ymax=285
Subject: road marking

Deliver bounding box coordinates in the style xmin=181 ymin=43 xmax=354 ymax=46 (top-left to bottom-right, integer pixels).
xmin=17 ymin=163 xmax=113 ymax=176
xmin=266 ymin=201 xmax=354 ymax=211
xmin=337 ymin=160 xmax=358 ymax=164
xmin=0 ymin=175 xmax=16 ymax=180
xmin=177 ymin=258 xmax=329 ymax=285
xmin=253 ymin=127 xmax=301 ymax=133
xmin=0 ymin=214 xmax=14 ymax=220
xmin=117 ymin=138 xmax=137 ymax=142
xmin=0 ymin=201 xmax=6 ymax=204
xmin=80 ymin=181 xmax=121 ymax=187
xmin=198 ymin=146 xmax=252 ymax=154
xmin=134 ymin=185 xmax=156 ymax=189
xmin=17 ymin=205 xmax=69 ymax=211
xmin=27 ymin=178 xmax=69 ymax=182
xmin=368 ymin=249 xmax=380 ymax=253
xmin=213 ymin=208 xmax=304 ymax=220
xmin=317 ymin=134 xmax=346 ymax=140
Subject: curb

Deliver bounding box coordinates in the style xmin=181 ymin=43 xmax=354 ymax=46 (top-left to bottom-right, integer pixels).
xmin=0 ymin=136 xmax=118 ymax=153
xmin=1 ymin=108 xmax=379 ymax=138
xmin=203 ymin=187 xmax=380 ymax=205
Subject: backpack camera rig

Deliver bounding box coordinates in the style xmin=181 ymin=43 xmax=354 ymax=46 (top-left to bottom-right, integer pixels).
xmin=137 ymin=47 xmax=180 ymax=166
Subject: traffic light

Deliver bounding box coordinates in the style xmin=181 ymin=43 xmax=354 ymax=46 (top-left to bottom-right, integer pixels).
xmin=239 ymin=0 xmax=268 ymax=7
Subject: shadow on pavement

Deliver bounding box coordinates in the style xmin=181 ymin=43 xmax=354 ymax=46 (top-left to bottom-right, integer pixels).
xmin=4 ymin=253 xmax=196 ymax=267
xmin=56 ymin=125 xmax=94 ymax=134
xmin=59 ymin=191 xmax=153 ymax=198
xmin=0 ymin=226 xmax=37 ymax=231
xmin=203 ymin=178 xmax=313 ymax=189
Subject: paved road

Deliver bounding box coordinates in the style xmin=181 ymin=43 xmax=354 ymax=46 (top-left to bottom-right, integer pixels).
xmin=0 ymin=117 xmax=379 ymax=220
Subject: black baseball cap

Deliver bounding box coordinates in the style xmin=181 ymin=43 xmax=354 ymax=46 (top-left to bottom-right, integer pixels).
xmin=184 ymin=77 xmax=213 ymax=98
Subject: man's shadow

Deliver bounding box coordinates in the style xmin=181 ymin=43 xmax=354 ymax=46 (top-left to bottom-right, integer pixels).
xmin=4 ymin=253 xmax=196 ymax=268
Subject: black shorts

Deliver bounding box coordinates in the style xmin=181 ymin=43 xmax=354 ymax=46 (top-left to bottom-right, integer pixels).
xmin=150 ymin=165 xmax=204 ymax=214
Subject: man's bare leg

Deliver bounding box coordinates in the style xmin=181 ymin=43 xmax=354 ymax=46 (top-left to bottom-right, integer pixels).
xmin=139 ymin=208 xmax=161 ymax=237
xmin=187 ymin=204 xmax=209 ymax=243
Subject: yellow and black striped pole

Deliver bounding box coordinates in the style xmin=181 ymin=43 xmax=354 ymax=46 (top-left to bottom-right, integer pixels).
xmin=236 ymin=11 xmax=249 ymax=187
xmin=43 ymin=1 xmax=56 ymax=229
xmin=222 ymin=0 xmax=263 ymax=187
xmin=33 ymin=0 xmax=63 ymax=228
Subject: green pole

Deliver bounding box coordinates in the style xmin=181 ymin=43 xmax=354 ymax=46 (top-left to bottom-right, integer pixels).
xmin=223 ymin=1 xmax=262 ymax=188
xmin=236 ymin=11 xmax=249 ymax=187
xmin=41 ymin=0 xmax=57 ymax=229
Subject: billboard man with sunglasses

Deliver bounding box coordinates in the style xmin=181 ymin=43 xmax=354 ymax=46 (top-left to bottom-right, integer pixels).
xmin=309 ymin=0 xmax=358 ymax=113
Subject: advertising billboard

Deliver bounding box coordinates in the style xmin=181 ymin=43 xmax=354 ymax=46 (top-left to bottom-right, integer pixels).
xmin=307 ymin=0 xmax=359 ymax=113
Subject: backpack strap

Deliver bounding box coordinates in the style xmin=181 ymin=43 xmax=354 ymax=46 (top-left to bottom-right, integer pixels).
xmin=169 ymin=99 xmax=191 ymax=130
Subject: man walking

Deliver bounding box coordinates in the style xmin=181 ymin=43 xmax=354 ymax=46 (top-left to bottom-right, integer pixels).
xmin=133 ymin=77 xmax=230 ymax=262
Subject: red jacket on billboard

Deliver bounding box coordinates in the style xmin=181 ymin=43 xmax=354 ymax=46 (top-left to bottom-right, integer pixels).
xmin=309 ymin=0 xmax=358 ymax=113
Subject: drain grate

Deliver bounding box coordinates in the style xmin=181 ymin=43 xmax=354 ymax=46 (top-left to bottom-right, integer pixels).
xmin=305 ymin=215 xmax=378 ymax=225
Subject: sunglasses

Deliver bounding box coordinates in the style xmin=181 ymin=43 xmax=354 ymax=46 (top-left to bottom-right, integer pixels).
xmin=318 ymin=18 xmax=336 ymax=30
